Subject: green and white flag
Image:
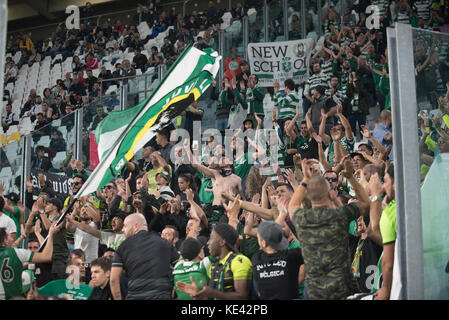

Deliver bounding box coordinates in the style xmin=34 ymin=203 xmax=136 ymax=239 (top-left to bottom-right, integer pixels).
xmin=76 ymin=45 xmax=221 ymax=198
xmin=247 ymin=38 xmax=314 ymax=87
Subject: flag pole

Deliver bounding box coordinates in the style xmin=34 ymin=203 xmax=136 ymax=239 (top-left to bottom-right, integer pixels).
xmin=37 ymin=197 xmax=77 ymax=252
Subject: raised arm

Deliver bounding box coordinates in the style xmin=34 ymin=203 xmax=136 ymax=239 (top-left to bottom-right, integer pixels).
xmin=319 ymin=109 xmax=331 ymax=145
xmin=289 ymin=159 xmax=312 ymax=213
xmin=185 ymin=188 xmax=208 ymax=229
xmin=66 ymin=213 xmax=101 ymax=239
xmin=341 ymin=160 xmax=370 ymax=214
xmin=222 ymin=192 xmax=275 ymax=221
xmin=366 ymin=172 xmax=384 ymax=246
xmin=336 ymin=104 xmax=353 ymax=141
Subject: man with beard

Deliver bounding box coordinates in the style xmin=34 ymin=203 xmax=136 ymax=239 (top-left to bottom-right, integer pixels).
xmin=65 ymin=199 xmax=99 ymax=263
xmin=62 ymin=172 xmax=90 ymax=254
xmin=66 ymin=211 xmax=126 ymax=251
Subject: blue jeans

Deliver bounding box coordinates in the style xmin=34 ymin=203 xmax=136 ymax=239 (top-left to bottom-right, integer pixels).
xmin=216 ymin=117 xmax=229 ymax=132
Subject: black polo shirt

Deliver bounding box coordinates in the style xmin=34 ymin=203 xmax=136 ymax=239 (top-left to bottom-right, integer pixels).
xmin=113 ymin=230 xmax=179 ymax=300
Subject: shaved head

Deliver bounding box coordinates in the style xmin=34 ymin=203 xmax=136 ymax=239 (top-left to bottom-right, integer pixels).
xmin=307 ymin=176 xmax=330 ymax=203
xmin=363 ymin=164 xmax=382 ymax=183
xmin=123 ymin=213 xmax=148 ymax=238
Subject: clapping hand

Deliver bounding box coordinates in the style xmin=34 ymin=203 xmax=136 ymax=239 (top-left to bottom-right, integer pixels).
xmin=360 ymin=124 xmax=371 ymax=139
xmin=341 ymin=158 xmax=354 ymax=179
xmin=224 ymin=194 xmax=241 ymax=219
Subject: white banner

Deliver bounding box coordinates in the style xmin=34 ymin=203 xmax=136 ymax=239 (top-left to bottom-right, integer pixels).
xmin=247 ymin=38 xmax=314 ymax=87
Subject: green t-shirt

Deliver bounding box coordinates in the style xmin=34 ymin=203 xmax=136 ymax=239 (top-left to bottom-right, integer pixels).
xmin=327 ymin=137 xmax=355 ymax=166
xmin=236 ymin=223 xmax=259 ymax=260
xmin=199 ymin=176 xmax=214 ymax=205
xmin=0 ymin=247 xmax=33 ymax=299
xmin=287 ymin=240 xmax=304 ymax=299
xmin=173 ymin=257 xmax=213 ymax=300
xmin=37 ymin=279 xmax=93 ymax=300
xmin=233 ymin=152 xmax=254 ymax=180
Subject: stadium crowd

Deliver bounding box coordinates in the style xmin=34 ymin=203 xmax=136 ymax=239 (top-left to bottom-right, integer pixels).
xmin=1 ymin=0 xmax=449 ymax=301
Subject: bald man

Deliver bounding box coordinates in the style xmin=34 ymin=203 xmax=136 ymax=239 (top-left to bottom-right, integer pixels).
xmin=110 ymin=213 xmax=179 ymax=300
xmin=289 ymin=159 xmax=370 ymax=300
xmin=362 ymin=164 xmax=382 ymax=183
xmin=122 ymin=213 xmax=148 ymax=238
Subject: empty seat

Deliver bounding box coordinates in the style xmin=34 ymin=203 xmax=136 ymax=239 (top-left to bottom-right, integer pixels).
xmin=37 ymin=135 xmax=51 ymax=147
xmin=52 ymin=151 xmax=67 ymax=169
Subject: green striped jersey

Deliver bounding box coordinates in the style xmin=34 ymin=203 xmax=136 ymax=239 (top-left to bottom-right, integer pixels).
xmin=323 ymin=20 xmax=340 ymax=38
xmin=327 ymin=136 xmax=355 ymax=166
xmin=304 ymin=72 xmax=330 ymax=96
xmin=371 ymin=0 xmax=389 ymax=19
xmin=361 ymin=51 xmax=375 ymax=66
xmin=320 ymin=58 xmax=334 ymax=78
xmin=413 ymin=0 xmax=431 ymax=21
xmin=273 ymin=91 xmax=300 ymax=120
xmin=397 ymin=11 xmax=411 ymax=24
xmin=435 ymin=42 xmax=449 ymax=64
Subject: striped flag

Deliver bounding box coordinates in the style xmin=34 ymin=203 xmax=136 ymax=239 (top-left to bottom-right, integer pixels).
xmin=76 ymin=45 xmax=221 ymax=198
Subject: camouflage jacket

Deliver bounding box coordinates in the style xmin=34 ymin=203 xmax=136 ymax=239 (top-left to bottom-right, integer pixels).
xmin=291 ymin=203 xmax=361 ymax=300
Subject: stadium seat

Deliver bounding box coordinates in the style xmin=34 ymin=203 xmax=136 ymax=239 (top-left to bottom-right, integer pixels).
xmin=53 ymin=151 xmax=67 ymax=169
xmin=37 ymin=135 xmax=51 ymax=147
xmin=19 ymin=117 xmax=34 ymax=134
xmin=0 ymin=166 xmax=12 ymax=178
xmin=247 ymin=8 xmax=257 ymax=23
xmin=58 ymin=125 xmax=67 ymax=137
xmin=138 ymin=21 xmax=152 ymax=39
xmin=106 ymin=85 xmax=118 ymax=95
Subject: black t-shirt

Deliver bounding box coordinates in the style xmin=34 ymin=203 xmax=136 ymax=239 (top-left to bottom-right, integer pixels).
xmin=350 ymin=236 xmax=383 ymax=293
xmin=88 ymin=282 xmax=114 ymax=300
xmin=251 ymin=248 xmax=304 ymax=300
xmin=297 ymin=136 xmax=319 ymax=160
xmin=113 ymin=230 xmax=179 ymax=299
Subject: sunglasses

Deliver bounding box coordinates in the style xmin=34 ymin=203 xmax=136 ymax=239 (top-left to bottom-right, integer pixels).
xmin=104 ymin=185 xmax=114 ymax=190
xmin=73 ymin=181 xmax=83 ymax=186
xmin=325 ymin=177 xmax=338 ymax=182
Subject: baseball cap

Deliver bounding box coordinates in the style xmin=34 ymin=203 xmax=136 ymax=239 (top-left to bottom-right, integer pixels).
xmin=257 ymin=221 xmax=289 ymax=251
xmin=213 ymin=223 xmax=239 ymax=253
xmin=22 ymin=270 xmax=35 ymax=293
xmin=46 ymin=197 xmax=63 ymax=212
xmin=112 ymin=211 xmax=128 ymax=221
xmin=6 ymin=192 xmax=19 ymax=203
xmin=180 ymin=237 xmax=203 ymax=261
xmin=156 ymin=171 xmax=171 ymax=183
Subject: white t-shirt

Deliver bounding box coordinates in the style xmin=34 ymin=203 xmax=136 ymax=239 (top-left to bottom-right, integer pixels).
xmin=0 ymin=213 xmax=17 ymax=234
xmin=100 ymin=231 xmax=125 ymax=251
xmin=0 ymin=248 xmax=33 ymax=300
xmin=74 ymin=221 xmax=99 ymax=263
